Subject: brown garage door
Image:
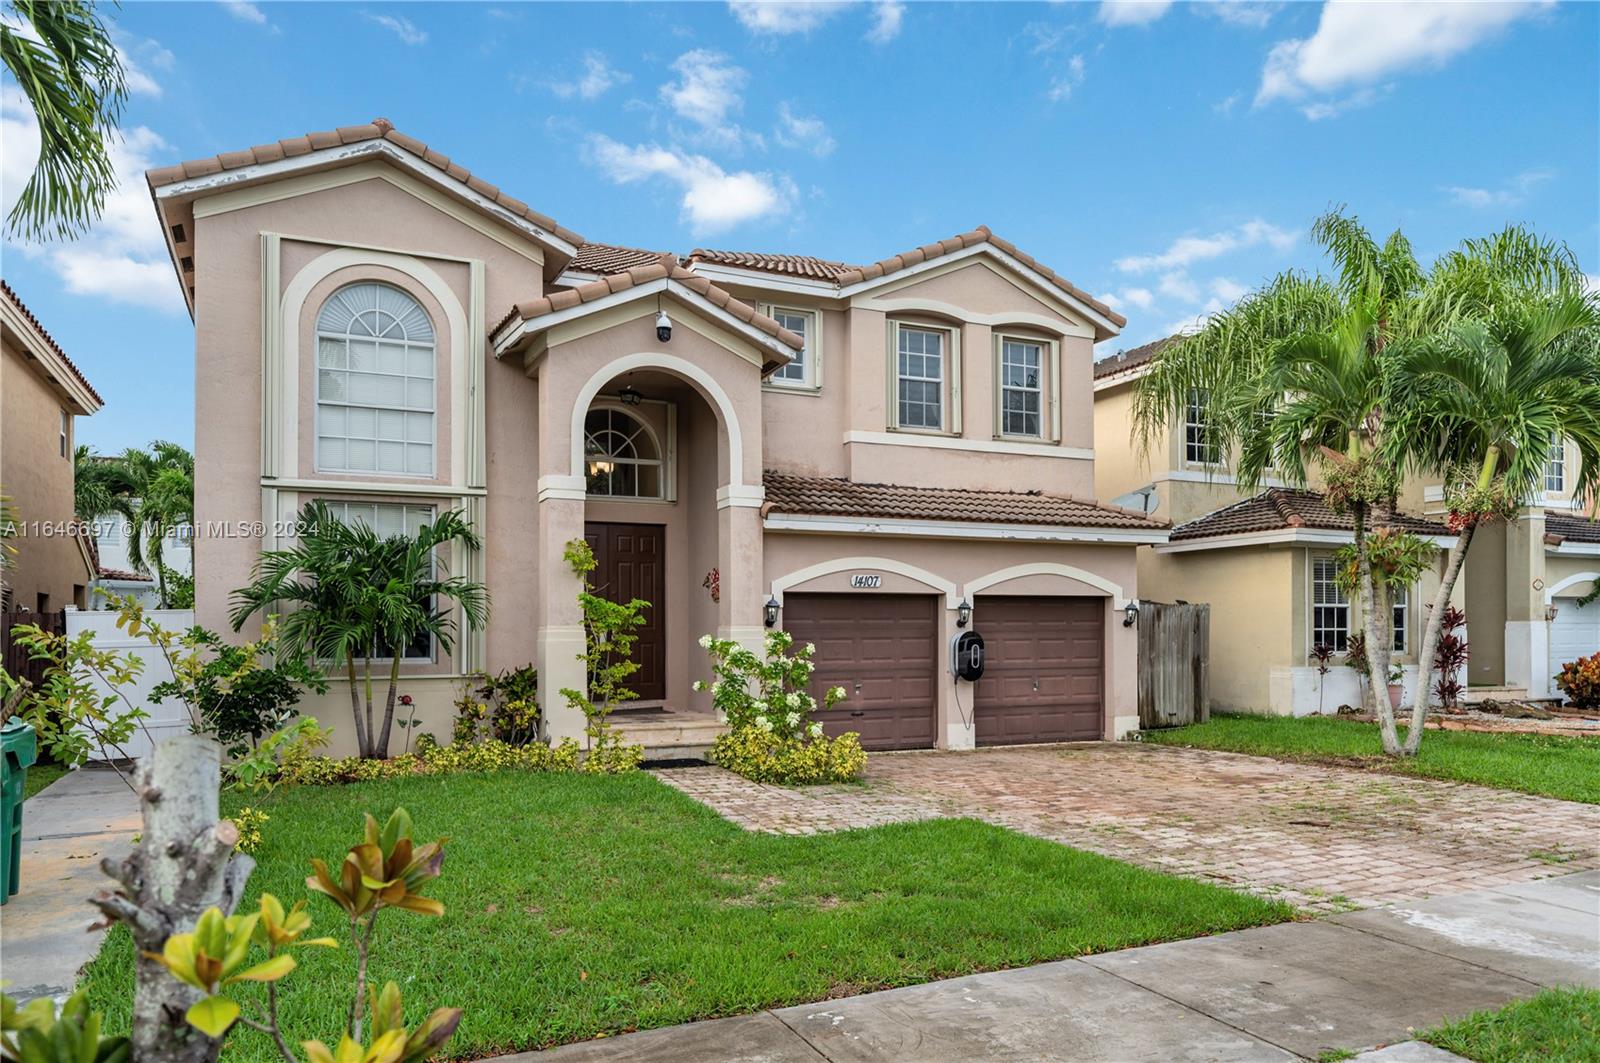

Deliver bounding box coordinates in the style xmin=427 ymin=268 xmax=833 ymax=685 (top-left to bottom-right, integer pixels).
xmin=974 ymin=596 xmax=1103 ymax=745
xmin=783 ymin=593 xmax=938 ymax=750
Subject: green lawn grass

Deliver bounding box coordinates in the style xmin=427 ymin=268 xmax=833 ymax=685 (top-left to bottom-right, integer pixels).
xmin=81 ymin=770 xmax=1293 ymax=1058
xmin=1423 ymin=987 xmax=1600 ymax=1062
xmin=1141 ymin=713 xmax=1600 ymax=804
xmin=21 ymin=760 xmax=68 ymax=800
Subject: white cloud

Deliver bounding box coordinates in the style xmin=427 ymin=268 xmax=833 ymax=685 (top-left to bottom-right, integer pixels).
xmin=661 ymin=49 xmax=748 ymax=141
xmin=220 ymin=1 xmax=267 ymax=24
xmin=1208 ymin=276 xmax=1250 ymax=304
xmin=729 ymin=1 xmax=848 ymax=35
xmin=866 ymin=1 xmax=905 ymax=43
xmin=585 ymin=135 xmax=795 ymax=234
xmin=1158 ymin=271 xmax=1201 ymax=303
xmin=1444 ymin=169 xmax=1553 ymax=209
xmin=1258 ymin=1 xmax=1550 ymax=109
xmin=1196 ymin=2 xmax=1279 ymax=29
xmin=365 ymin=13 xmax=427 ymax=45
xmin=775 ymin=103 xmax=835 ymax=157
xmin=1047 ymin=54 xmax=1087 ymax=102
xmin=114 ymin=35 xmax=173 ymax=98
xmin=1106 ymin=287 xmax=1156 ymax=311
xmin=1116 ymin=219 xmax=1296 ymax=273
xmin=553 ymin=52 xmax=630 ymax=101
xmin=1097 ymin=1 xmax=1173 ymax=28
xmin=2 ymin=88 xmax=181 ymax=312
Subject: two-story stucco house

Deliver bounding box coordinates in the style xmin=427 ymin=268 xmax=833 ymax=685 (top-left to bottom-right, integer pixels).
xmin=146 ymin=118 xmax=1167 ymax=757
xmin=1093 ymin=337 xmax=1598 ymax=715
xmin=1 ymin=282 xmax=103 ymax=614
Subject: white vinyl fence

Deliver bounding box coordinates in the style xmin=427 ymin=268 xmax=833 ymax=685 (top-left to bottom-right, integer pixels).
xmin=65 ymin=608 xmax=196 ymax=763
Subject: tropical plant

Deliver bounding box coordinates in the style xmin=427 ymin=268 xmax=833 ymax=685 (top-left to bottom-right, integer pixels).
xmin=0 ymin=0 xmax=127 ymax=240
xmin=1310 ymin=643 xmax=1334 ymax=716
xmin=1555 ymin=652 xmax=1600 ymax=710
xmin=229 ymin=502 xmax=489 ymax=759
xmin=558 ymin=539 xmax=645 ymax=773
xmin=452 ymin=665 xmax=539 ymax=746
xmin=1 ymin=988 xmax=129 ymax=1063
xmin=118 ymin=441 xmax=195 ymax=609
xmin=73 ymin=444 xmax=130 ymax=529
xmin=1431 ymin=605 xmax=1470 ymax=709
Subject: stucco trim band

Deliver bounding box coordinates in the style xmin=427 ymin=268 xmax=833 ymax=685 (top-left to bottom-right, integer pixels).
xmin=762 ymin=513 xmax=1168 ymax=545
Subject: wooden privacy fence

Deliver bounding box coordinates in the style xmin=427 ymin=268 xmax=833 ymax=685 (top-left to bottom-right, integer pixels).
xmin=1 ymin=609 xmax=65 ymax=693
xmin=1137 ymin=600 xmax=1210 ymax=729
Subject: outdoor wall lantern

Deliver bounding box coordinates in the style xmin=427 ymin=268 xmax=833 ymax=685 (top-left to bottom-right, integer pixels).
xmin=764 ymin=596 xmax=781 ymax=627
xmin=1122 ymin=600 xmax=1141 ymax=628
xmin=618 ymin=384 xmax=643 ymax=407
xmin=956 ymin=598 xmax=972 ymax=628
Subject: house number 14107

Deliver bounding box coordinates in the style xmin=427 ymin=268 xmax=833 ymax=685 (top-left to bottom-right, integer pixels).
xmin=850 ymin=574 xmax=882 ymax=588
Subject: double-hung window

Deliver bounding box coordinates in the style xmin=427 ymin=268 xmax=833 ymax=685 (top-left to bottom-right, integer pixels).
xmin=1546 ymin=434 xmax=1566 ymax=493
xmin=1392 ymin=590 xmax=1408 ymax=653
xmin=896 ymin=325 xmax=946 ymax=431
xmin=316 ymin=282 xmax=436 ymax=477
xmin=998 ymin=338 xmax=1044 ymax=438
xmin=59 ymin=409 xmax=69 ymax=458
xmin=1185 ymin=388 xmax=1220 ymax=465
xmin=318 ymin=501 xmax=437 ymax=660
xmin=1311 ymin=556 xmax=1350 ymax=653
xmin=767 ymin=307 xmax=815 ymax=388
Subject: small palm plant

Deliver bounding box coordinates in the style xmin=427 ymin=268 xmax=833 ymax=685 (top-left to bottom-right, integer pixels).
xmin=230 ymin=502 xmax=489 ymax=759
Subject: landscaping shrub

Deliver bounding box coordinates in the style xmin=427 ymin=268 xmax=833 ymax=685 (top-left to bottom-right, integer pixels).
xmin=709 ymin=728 xmax=867 ymax=785
xmin=452 ymin=665 xmax=539 ymax=745
xmin=273 ymin=736 xmax=582 ymax=787
xmin=1554 ymin=651 xmax=1600 ymax=709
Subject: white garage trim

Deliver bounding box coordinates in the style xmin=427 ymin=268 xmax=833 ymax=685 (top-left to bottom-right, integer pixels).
xmin=771 ymin=557 xmax=959 ymax=609
xmin=965 ymin=562 xmax=1128 ymax=609
xmin=1544 ymin=571 xmax=1600 ymax=602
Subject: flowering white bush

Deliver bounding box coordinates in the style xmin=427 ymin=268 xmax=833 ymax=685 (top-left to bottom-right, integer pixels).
xmin=692 ymin=630 xmax=847 ymax=741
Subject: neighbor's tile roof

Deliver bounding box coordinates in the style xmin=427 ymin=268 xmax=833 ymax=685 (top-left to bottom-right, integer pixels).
xmin=831 ymin=225 xmax=1126 ymax=329
xmin=686 ymin=248 xmax=859 ymax=282
xmin=1094 ymin=336 xmax=1175 ymax=381
xmin=495 ymin=255 xmax=804 ymax=351
xmin=762 ymin=472 xmax=1167 ymax=530
xmin=1545 ymin=509 xmax=1600 ymax=546
xmin=1 ymin=281 xmax=103 ymax=405
xmin=1170 ymin=489 xmax=1448 ymax=542
xmin=569 ymin=243 xmax=673 ymax=275
xmin=144 ymin=117 xmax=585 ymax=248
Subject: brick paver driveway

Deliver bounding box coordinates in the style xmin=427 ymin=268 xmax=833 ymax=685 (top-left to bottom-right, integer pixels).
xmin=655 ymin=743 xmax=1600 ymax=912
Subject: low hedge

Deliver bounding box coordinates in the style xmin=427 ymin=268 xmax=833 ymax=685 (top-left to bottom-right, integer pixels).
xmin=708 ymin=729 xmax=866 ymax=785
xmin=276 ymin=736 xmax=583 ymax=786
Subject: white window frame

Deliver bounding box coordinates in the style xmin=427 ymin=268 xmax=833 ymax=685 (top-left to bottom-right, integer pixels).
xmin=316 ymin=500 xmax=439 ymax=662
xmin=993 ymin=332 xmax=1059 ymax=442
xmin=887 ymin=319 xmax=962 ymax=435
xmin=314 ymin=282 xmax=437 ymax=479
xmin=1310 ymin=554 xmax=1350 ymax=654
xmin=761 ymin=305 xmax=821 ymax=391
xmin=583 ymin=403 xmax=669 ymax=501
xmin=1546 ymin=434 xmax=1566 ymax=493
xmin=59 ymin=409 xmax=69 ymax=459
xmin=1184 ymin=388 xmax=1221 ymax=466
xmin=1392 ymin=587 xmax=1409 ymax=654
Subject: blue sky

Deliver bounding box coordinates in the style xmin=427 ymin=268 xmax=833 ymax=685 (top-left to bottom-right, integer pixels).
xmin=3 ymin=0 xmax=1596 ymax=453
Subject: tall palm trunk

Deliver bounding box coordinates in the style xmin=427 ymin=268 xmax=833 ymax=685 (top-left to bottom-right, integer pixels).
xmin=1354 ymin=503 xmax=1401 ymax=753
xmin=375 ymin=653 xmax=402 ymax=759
xmin=347 ymin=656 xmax=369 ymax=758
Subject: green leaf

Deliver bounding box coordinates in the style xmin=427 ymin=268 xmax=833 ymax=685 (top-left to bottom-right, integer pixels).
xmin=224 ymin=953 xmax=296 ymax=984
xmin=184 ymin=996 xmax=238 ymax=1039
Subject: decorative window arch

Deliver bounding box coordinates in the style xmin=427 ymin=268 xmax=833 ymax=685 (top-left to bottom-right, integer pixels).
xmin=584 ymin=406 xmax=664 ymax=499
xmin=315 ymin=282 xmax=436 ymax=476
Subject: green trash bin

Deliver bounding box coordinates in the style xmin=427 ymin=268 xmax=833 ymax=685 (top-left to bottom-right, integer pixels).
xmin=1 ymin=716 xmax=38 ymax=905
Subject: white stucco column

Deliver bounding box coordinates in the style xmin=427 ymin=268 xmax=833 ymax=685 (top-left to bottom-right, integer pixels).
xmin=1504 ymin=508 xmax=1548 ymax=696
xmin=717 ymin=489 xmax=766 ymax=656
xmin=536 ymin=492 xmax=589 ymax=743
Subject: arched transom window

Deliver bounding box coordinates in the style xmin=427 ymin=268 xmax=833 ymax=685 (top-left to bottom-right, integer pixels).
xmin=584 ymin=407 xmax=663 ymax=498
xmin=316 ymin=282 xmax=436 ymax=477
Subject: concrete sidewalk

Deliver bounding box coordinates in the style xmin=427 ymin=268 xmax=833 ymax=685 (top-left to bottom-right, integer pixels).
xmin=0 ymin=765 xmax=140 ymax=1004
xmin=511 ymin=871 xmax=1599 ymax=1062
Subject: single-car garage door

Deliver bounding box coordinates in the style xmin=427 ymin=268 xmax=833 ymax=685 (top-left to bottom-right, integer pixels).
xmin=783 ymin=593 xmax=938 ymax=750
xmin=975 ymin=596 xmax=1104 ymax=745
xmin=1551 ymin=593 xmax=1599 ymax=692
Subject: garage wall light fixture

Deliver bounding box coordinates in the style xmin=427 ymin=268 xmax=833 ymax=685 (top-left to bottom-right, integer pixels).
xmin=1122 ymin=600 xmax=1141 ymax=628
xmin=764 ymin=596 xmax=781 ymax=627
xmin=956 ymin=598 xmax=972 ymax=628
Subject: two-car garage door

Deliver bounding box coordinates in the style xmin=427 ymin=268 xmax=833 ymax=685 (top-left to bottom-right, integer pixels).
xmin=783 ymin=593 xmax=1104 ymax=750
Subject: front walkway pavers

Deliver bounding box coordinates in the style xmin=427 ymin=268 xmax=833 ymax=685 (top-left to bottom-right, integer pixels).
xmin=510 ymin=872 xmax=1596 ymax=1061
xmin=655 ymin=744 xmax=1600 ymax=912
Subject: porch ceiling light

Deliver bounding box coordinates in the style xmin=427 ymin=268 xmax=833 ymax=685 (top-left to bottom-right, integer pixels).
xmin=618 ymin=384 xmax=643 ymax=407
xmin=956 ymin=598 xmax=972 ymax=628
xmin=764 ymin=596 xmax=781 ymax=627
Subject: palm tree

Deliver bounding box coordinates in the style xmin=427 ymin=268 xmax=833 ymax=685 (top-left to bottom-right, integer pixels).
xmin=1 ymin=0 xmax=128 ymax=240
xmin=229 ymin=502 xmax=490 ymax=759
xmin=119 ymin=442 xmax=194 ymax=608
xmin=1388 ymin=284 xmax=1600 ymax=751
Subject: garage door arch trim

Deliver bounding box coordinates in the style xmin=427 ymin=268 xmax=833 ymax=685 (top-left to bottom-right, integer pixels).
xmin=771 ymin=557 xmax=959 ymax=609
xmin=966 ymin=562 xmax=1128 ymax=609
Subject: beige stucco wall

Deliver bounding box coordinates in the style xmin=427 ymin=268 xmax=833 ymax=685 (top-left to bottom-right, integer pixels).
xmin=1 ymin=337 xmax=91 ymax=611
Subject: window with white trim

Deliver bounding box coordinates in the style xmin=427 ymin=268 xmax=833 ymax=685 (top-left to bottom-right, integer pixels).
xmin=768 ymin=307 xmax=815 ymax=387
xmin=1311 ymin=555 xmax=1350 ymax=653
xmin=1392 ymin=590 xmax=1408 ymax=653
xmin=319 ymin=501 xmax=437 ymax=660
xmin=998 ymin=338 xmax=1044 ymax=438
xmin=1546 ymin=434 xmax=1566 ymax=493
xmin=59 ymin=409 xmax=69 ymax=458
xmin=896 ymin=325 xmax=946 ymax=430
xmin=1185 ymin=388 xmax=1220 ymax=465
xmin=315 ymin=282 xmax=436 ymax=477
xmin=584 ymin=407 xmax=664 ymax=499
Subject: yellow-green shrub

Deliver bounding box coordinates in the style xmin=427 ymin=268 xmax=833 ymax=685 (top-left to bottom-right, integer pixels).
xmin=274 ymin=738 xmax=582 ymax=787
xmin=708 ymin=729 xmax=866 ymax=785
xmin=229 ymin=806 xmax=270 ymax=854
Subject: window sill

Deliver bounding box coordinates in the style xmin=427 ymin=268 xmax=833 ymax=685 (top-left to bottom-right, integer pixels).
xmin=763 ymin=382 xmax=822 ymax=396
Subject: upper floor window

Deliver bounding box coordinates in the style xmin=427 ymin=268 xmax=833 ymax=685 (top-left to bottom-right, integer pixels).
xmin=1546 ymin=434 xmax=1566 ymax=493
xmin=318 ymin=500 xmax=437 ymax=660
xmin=1311 ymin=555 xmax=1349 ymax=653
xmin=896 ymin=324 xmax=947 ymax=431
xmin=767 ymin=307 xmax=815 ymax=388
xmin=585 ymin=407 xmax=664 ymax=499
xmin=1185 ymin=388 xmax=1220 ymax=465
xmin=998 ymin=338 xmax=1044 ymax=438
xmin=315 ymin=282 xmax=436 ymax=477
xmin=59 ymin=409 xmax=68 ymax=458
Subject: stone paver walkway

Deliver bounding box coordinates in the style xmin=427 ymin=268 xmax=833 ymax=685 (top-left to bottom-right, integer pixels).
xmin=655 ymin=744 xmax=1600 ymax=911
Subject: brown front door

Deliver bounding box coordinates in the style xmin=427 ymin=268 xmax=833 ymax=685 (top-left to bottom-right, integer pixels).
xmin=974 ymin=596 xmax=1104 ymax=745
xmin=583 ymin=522 xmax=666 ymax=701
xmin=783 ymin=593 xmax=938 ymax=750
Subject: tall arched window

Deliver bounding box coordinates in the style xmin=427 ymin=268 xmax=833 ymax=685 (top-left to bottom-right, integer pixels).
xmin=584 ymin=407 xmax=663 ymax=498
xmin=316 ymin=282 xmax=436 ymax=476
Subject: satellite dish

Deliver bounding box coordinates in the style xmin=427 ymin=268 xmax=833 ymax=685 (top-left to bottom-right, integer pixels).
xmin=1112 ymin=486 xmax=1160 ymax=517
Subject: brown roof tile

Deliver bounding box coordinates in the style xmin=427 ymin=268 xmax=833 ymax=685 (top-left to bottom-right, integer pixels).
xmin=1094 ymin=336 xmax=1175 ymax=381
xmin=687 ymin=249 xmax=860 ymax=282
xmin=0 ymin=281 xmax=103 ymax=405
xmin=145 ymin=117 xmax=584 ymax=248
xmin=1545 ymin=509 xmax=1600 ymax=545
xmin=1170 ymin=489 xmax=1448 ymax=543
xmin=568 ymin=243 xmax=669 ymax=275
xmin=761 ymin=472 xmax=1167 ymax=530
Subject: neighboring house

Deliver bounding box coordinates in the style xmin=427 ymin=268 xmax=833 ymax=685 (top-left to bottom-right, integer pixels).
xmin=0 ymin=282 xmax=103 ymax=613
xmin=1093 ymin=337 xmax=1599 ymax=712
xmin=91 ymin=513 xmax=194 ymax=609
xmin=146 ymin=117 xmax=1167 ymax=756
